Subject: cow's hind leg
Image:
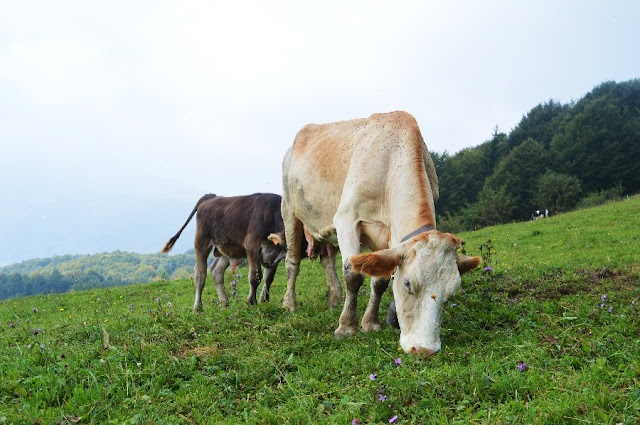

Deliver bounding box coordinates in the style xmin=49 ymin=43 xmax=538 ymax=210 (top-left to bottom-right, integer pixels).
xmin=193 ymin=244 xmax=212 ymax=313
xmin=361 ymin=276 xmax=389 ymax=332
xmin=282 ymin=215 xmax=304 ymax=312
xmin=210 ymin=256 xmax=231 ymax=307
xmin=321 ymin=253 xmax=342 ymax=309
xmin=246 ymin=253 xmax=263 ymax=305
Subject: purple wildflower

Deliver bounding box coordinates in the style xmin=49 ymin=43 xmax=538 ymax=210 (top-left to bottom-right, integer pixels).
xmin=608 ymin=306 xmax=613 ymax=313
xmin=517 ymin=362 xmax=527 ymax=372
xmin=235 ymin=274 xmax=242 ymax=278
xmin=395 ymin=358 xmax=402 ymax=365
xmin=600 ymin=303 xmax=605 ymax=309
xmin=484 ymin=266 xmax=493 ymax=272
xmin=32 ymin=307 xmax=37 ymax=313
xmin=27 ymin=344 xmax=32 ymax=349
xmin=460 ymin=290 xmax=466 ymax=295
xmin=378 ymin=394 xmax=387 ymax=402
xmin=352 ymin=420 xmax=358 ymax=425
xmin=155 ymin=297 xmax=161 ymax=303
xmin=601 ymin=295 xmax=607 ymax=302
xmin=369 ymin=373 xmax=377 ymax=381
xmin=450 ymin=303 xmax=457 ymax=307
xmin=608 ymin=338 xmax=613 ymax=343
xmin=26 ymin=319 xmax=29 ymax=323
xmin=389 ymin=415 xmax=398 ymax=423
xmin=167 ymin=302 xmax=173 ymax=309
xmin=9 ymin=323 xmax=14 ymax=328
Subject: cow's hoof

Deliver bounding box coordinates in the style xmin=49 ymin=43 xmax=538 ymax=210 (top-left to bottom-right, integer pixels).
xmin=334 ymin=326 xmax=358 ymax=339
xmin=327 ymin=295 xmax=343 ymax=310
xmin=361 ymin=320 xmax=382 ymax=332
xmin=282 ymin=302 xmax=296 ymax=312
xmin=193 ymin=304 xmax=204 ymax=313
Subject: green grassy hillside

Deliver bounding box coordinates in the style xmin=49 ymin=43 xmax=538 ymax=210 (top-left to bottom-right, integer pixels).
xmin=1 ymin=197 xmax=639 ymax=424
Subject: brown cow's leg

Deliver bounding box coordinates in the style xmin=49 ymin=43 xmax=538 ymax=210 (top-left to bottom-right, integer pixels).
xmin=321 ymin=253 xmax=342 ymax=309
xmin=361 ymin=276 xmax=389 ymax=332
xmin=193 ymin=242 xmax=212 ymax=313
xmin=246 ymin=253 xmax=263 ymax=306
xmin=210 ymin=256 xmax=230 ymax=307
xmin=282 ymin=215 xmax=303 ymax=312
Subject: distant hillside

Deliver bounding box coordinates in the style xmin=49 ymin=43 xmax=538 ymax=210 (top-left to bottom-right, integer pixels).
xmin=0 ymin=250 xmax=197 ymax=300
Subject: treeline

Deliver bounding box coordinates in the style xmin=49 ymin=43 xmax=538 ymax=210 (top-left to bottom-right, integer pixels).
xmin=0 ymin=251 xmax=196 ymax=300
xmin=434 ymin=79 xmax=640 ymax=232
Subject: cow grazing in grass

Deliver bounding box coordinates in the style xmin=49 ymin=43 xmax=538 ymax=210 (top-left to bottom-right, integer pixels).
xmin=162 ymin=193 xmax=289 ymax=311
xmin=280 ymin=111 xmax=481 ymax=355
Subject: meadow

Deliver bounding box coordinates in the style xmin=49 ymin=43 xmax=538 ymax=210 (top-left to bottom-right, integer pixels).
xmin=1 ymin=197 xmax=639 ymax=424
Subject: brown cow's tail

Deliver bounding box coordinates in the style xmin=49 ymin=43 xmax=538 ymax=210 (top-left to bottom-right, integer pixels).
xmin=161 ymin=194 xmax=217 ymax=253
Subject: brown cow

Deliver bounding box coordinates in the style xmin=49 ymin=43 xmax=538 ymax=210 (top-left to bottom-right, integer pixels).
xmin=162 ymin=193 xmax=289 ymax=311
xmin=163 ymin=193 xmax=335 ymax=312
xmin=280 ymin=111 xmax=481 ymax=355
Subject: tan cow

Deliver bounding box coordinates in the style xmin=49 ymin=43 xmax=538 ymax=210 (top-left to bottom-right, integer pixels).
xmin=280 ymin=111 xmax=481 ymax=355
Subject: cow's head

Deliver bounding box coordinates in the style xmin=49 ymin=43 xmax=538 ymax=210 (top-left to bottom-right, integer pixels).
xmin=350 ymin=231 xmax=480 ymax=356
xmin=260 ymin=231 xmax=287 ymax=268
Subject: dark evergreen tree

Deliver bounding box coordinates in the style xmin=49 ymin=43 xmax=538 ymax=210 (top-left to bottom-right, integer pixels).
xmin=551 ymin=80 xmax=640 ymax=193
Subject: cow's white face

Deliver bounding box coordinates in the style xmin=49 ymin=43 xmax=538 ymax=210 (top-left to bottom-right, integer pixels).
xmin=393 ymin=237 xmax=462 ymax=355
xmin=350 ymin=231 xmax=481 ymax=355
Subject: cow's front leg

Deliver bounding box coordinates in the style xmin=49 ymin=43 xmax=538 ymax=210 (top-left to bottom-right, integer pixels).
xmin=361 ymin=276 xmax=389 ymax=332
xmin=246 ymin=256 xmax=263 ymax=305
xmin=334 ymin=217 xmax=362 ymax=338
xmin=321 ymin=253 xmax=342 ymax=309
xmin=259 ymin=262 xmax=279 ymax=303
xmin=210 ymin=256 xmax=230 ymax=307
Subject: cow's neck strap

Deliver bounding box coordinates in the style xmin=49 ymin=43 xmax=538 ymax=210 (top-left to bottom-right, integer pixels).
xmin=401 ymin=225 xmax=436 ymax=243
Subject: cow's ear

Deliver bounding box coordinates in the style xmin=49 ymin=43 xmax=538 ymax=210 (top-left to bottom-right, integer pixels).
xmin=350 ymin=249 xmax=400 ymax=278
xmin=268 ymin=233 xmax=283 ymax=245
xmin=457 ymin=255 xmax=481 ymax=274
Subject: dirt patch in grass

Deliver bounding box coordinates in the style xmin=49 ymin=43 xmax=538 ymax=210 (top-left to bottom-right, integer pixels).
xmin=497 ymin=268 xmax=638 ymax=301
xmin=176 ymin=344 xmax=220 ymax=359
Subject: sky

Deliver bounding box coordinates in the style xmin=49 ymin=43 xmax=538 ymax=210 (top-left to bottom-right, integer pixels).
xmin=1 ymin=0 xmax=639 ymax=266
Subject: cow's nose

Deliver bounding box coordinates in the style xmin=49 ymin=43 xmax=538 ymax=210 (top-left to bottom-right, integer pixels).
xmin=409 ymin=347 xmax=438 ymax=357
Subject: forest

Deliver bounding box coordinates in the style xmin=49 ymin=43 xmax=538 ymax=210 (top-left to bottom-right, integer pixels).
xmin=434 ymin=79 xmax=639 ymax=232
xmin=1 ymin=79 xmax=638 ymax=300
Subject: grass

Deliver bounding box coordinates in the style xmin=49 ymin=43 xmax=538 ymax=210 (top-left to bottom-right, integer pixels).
xmin=1 ymin=196 xmax=639 ymax=424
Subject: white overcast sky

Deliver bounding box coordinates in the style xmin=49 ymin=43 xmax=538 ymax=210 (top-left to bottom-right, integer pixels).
xmin=1 ymin=1 xmax=639 ymax=265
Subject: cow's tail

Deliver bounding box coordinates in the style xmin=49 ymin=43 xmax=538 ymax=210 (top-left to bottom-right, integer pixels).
xmin=161 ymin=194 xmax=217 ymax=253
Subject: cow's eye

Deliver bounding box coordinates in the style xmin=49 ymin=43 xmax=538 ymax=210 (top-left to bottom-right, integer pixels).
xmin=404 ymin=278 xmax=412 ymax=293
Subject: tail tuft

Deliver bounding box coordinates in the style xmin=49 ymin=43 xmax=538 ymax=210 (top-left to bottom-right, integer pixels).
xmin=162 ymin=237 xmax=178 ymax=254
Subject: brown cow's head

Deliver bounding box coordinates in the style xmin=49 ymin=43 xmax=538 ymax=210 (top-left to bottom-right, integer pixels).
xmin=257 ymin=231 xmax=286 ymax=268
xmin=350 ymin=231 xmax=480 ymax=355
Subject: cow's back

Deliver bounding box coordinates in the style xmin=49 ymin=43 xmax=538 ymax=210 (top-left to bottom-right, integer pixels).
xmin=198 ymin=193 xmax=283 ymax=252
xmin=282 ymin=111 xmax=438 ymax=246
